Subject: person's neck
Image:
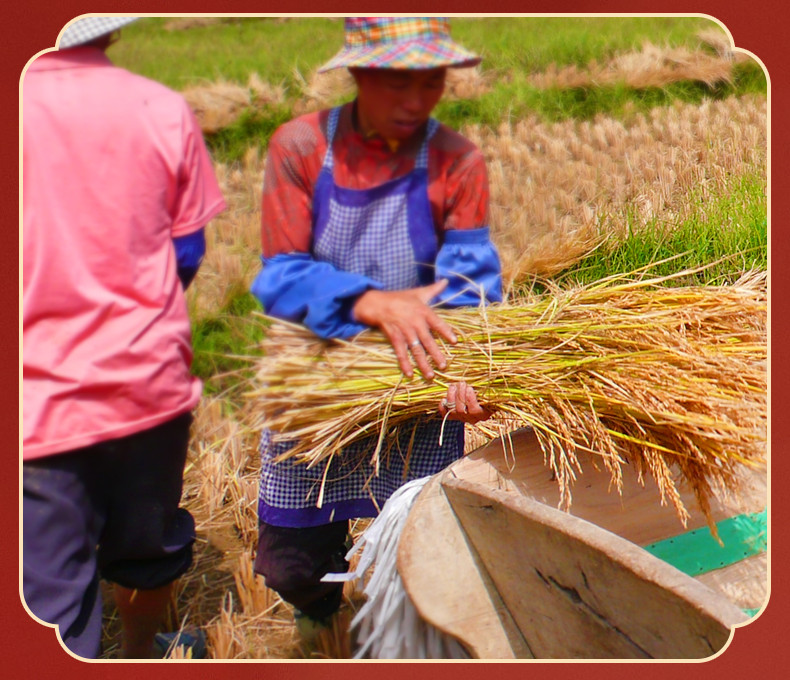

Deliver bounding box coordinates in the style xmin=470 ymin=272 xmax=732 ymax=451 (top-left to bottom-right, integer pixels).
xmin=351 ymin=100 xmax=402 ymax=153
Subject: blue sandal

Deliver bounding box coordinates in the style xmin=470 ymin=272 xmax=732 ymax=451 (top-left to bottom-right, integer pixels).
xmin=153 ymin=629 xmax=207 ymax=659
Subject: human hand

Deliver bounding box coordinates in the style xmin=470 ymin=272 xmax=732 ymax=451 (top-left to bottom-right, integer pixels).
xmin=352 ymin=279 xmax=458 ymax=379
xmin=438 ymin=381 xmax=492 ymax=424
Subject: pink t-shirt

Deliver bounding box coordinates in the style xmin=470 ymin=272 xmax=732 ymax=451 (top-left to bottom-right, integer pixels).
xmin=22 ymin=48 xmax=226 ymax=460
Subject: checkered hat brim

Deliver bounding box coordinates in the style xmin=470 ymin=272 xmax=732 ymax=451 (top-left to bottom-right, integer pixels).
xmin=59 ymin=16 xmax=138 ymax=49
xmin=318 ymin=17 xmax=481 ymax=72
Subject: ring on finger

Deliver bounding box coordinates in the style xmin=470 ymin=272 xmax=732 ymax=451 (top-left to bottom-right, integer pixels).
xmin=442 ymin=400 xmax=456 ymax=410
xmin=410 ymin=339 xmax=422 ymax=348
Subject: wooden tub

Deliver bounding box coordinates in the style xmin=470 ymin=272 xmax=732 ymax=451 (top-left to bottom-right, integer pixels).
xmin=397 ymin=428 xmax=767 ymax=659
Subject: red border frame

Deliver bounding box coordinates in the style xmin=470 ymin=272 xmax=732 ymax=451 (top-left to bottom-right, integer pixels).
xmin=8 ymin=2 xmax=783 ymax=678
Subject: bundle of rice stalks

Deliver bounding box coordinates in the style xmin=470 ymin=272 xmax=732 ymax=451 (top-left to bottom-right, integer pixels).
xmin=243 ymin=269 xmax=766 ymax=531
xmin=444 ymin=66 xmax=492 ymax=100
xmin=183 ymin=76 xmax=286 ymax=134
xmin=291 ymin=68 xmax=355 ymax=116
xmin=527 ymin=41 xmax=748 ymax=91
xmin=697 ymin=27 xmax=739 ymax=60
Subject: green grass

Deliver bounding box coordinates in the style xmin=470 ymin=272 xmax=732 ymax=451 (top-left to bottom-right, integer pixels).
xmin=190 ymin=290 xmax=264 ymax=396
xmin=206 ymin=106 xmax=294 ymax=163
xmin=557 ymin=171 xmax=767 ymax=288
xmin=111 ymin=17 xmax=343 ymax=90
xmin=112 ymin=16 xmax=726 ymax=89
xmin=452 ymin=16 xmax=723 ymax=72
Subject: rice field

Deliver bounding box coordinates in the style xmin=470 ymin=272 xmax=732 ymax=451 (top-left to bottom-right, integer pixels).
xmin=100 ymin=17 xmax=767 ymax=659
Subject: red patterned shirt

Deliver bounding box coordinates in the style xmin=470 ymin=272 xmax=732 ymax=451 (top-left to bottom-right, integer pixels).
xmin=261 ymin=101 xmax=490 ymax=257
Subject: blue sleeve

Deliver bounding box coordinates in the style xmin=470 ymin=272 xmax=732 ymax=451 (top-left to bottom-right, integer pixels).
xmin=250 ymin=253 xmax=384 ymax=339
xmin=173 ymin=228 xmax=206 ymax=289
xmin=434 ymin=227 xmax=503 ymax=307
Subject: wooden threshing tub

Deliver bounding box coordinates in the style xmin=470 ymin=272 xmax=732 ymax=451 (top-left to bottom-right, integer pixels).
xmin=397 ymin=428 xmax=767 ymax=659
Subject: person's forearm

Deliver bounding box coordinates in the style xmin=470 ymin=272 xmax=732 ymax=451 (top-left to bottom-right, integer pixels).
xmin=434 ymin=226 xmax=503 ymax=307
xmin=251 ymin=253 xmax=383 ymax=339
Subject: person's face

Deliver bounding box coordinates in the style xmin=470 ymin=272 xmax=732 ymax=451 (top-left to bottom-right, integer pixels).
xmin=351 ymin=67 xmax=447 ymax=142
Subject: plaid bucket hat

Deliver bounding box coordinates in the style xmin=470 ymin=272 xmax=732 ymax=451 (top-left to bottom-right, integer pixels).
xmin=318 ymin=17 xmax=481 ymax=72
xmin=59 ymin=16 xmax=138 ymax=49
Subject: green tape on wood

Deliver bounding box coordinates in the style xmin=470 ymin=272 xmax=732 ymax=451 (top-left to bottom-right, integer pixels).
xmin=642 ymin=509 xmax=767 ymax=577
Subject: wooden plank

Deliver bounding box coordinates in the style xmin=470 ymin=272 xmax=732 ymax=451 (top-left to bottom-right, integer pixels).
xmin=452 ymin=428 xmax=766 ymax=545
xmin=397 ymin=428 xmax=766 ymax=658
xmin=397 ymin=474 xmax=533 ymax=659
xmin=454 ymin=429 xmax=767 ymax=612
xmin=695 ymin=553 xmax=768 ymax=611
xmin=442 ymin=476 xmax=749 ymax=659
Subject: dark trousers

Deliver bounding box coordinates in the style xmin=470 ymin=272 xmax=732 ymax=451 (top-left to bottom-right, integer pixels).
xmin=23 ymin=413 xmax=195 ymax=658
xmin=254 ymin=520 xmax=350 ymax=620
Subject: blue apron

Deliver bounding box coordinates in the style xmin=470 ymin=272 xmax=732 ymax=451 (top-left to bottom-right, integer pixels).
xmin=258 ymin=106 xmax=465 ymax=528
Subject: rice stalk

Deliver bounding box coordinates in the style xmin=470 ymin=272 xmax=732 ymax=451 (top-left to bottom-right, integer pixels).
xmin=243 ymin=269 xmax=766 ymax=530
xmin=233 ymin=554 xmax=281 ymax=616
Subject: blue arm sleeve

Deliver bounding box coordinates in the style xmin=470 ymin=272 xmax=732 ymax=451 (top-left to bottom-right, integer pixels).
xmin=250 ymin=253 xmax=384 ymax=339
xmin=434 ymin=227 xmax=503 ymax=307
xmin=173 ymin=228 xmax=206 ymax=289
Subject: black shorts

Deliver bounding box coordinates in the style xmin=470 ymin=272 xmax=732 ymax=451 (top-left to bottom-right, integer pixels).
xmin=23 ymin=412 xmax=196 ymax=657
xmin=254 ymin=520 xmax=350 ymax=620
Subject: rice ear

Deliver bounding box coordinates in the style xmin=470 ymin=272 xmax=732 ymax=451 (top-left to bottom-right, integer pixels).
xmin=242 ymin=270 xmax=766 ymax=531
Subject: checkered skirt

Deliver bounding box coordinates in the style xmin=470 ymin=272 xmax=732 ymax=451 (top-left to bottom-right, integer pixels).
xmin=258 ymin=417 xmax=464 ymax=516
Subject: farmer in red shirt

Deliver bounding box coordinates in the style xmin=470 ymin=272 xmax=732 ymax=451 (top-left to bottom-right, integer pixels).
xmin=23 ymin=17 xmax=225 ymax=657
xmin=251 ymin=17 xmax=502 ymax=639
